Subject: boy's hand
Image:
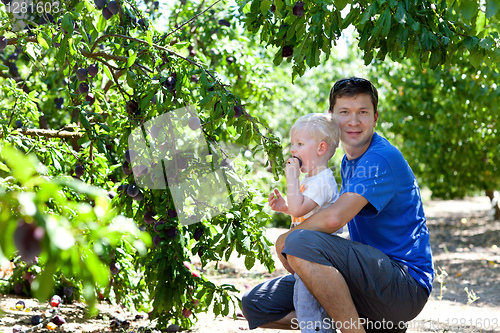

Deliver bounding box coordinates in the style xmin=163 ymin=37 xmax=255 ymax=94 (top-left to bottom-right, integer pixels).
xmin=268 ymin=189 xmax=288 ymax=213
xmin=285 ymin=157 xmax=301 ymax=179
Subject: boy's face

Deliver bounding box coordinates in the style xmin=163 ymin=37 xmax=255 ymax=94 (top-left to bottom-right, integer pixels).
xmin=290 ymin=129 xmax=323 ymax=174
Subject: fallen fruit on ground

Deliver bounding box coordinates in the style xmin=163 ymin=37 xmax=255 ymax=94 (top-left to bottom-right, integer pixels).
xmin=52 ymin=315 xmax=66 ymax=325
xmin=50 ymin=295 xmax=62 ymax=307
xmin=15 ymin=300 xmax=25 ymax=310
xmin=31 ymin=314 xmax=43 ymax=325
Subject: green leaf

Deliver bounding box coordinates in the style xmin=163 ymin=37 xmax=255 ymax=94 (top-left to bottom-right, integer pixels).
xmin=486 ymin=0 xmax=500 ymax=18
xmin=146 ymin=30 xmax=153 ymax=47
xmin=37 ymin=34 xmax=49 ymax=49
xmin=335 ymin=0 xmax=348 ymax=10
xmin=96 ymin=14 xmax=106 ymax=32
xmin=0 ymin=63 xmax=8 ymax=71
xmin=103 ymin=64 xmax=113 ymax=81
xmin=0 ymin=161 xmax=9 ymax=172
xmin=62 ymin=13 xmax=74 ymax=35
xmin=0 ymin=146 xmax=37 ymax=183
xmin=469 ymin=49 xmax=484 ymax=67
xmin=55 ymin=37 xmax=68 ymax=63
xmin=381 ymin=8 xmax=392 ymax=37
xmin=199 ymin=92 xmax=215 ymax=107
xmin=459 ymin=0 xmax=478 ymax=22
xmin=141 ymin=91 xmax=156 ymax=109
xmin=395 ymin=2 xmax=407 ymax=23
xmin=49 ymin=150 xmax=62 ymax=171
xmin=260 ymin=0 xmax=271 ymax=14
xmin=127 ymin=50 xmax=137 ymax=68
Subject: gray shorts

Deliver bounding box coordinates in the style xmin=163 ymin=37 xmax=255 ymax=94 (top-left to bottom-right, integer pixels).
xmin=241 ymin=229 xmax=429 ymax=329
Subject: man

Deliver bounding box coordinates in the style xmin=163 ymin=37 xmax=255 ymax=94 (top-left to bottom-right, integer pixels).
xmin=241 ymin=77 xmax=434 ymax=333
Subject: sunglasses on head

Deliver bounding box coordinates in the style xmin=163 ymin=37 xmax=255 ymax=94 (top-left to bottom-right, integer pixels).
xmin=333 ymin=77 xmax=376 ymax=95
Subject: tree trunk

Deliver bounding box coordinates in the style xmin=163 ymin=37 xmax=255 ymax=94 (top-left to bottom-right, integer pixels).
xmin=485 ymin=190 xmax=500 ymax=220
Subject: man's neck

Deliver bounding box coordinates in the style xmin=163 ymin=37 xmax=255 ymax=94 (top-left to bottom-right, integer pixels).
xmin=344 ymin=133 xmax=375 ymax=160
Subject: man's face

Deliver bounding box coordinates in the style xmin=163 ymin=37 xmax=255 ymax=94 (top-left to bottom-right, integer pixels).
xmin=331 ymin=94 xmax=378 ymax=159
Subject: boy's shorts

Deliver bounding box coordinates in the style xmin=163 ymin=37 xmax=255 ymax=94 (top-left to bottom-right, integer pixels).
xmin=241 ymin=229 xmax=429 ymax=330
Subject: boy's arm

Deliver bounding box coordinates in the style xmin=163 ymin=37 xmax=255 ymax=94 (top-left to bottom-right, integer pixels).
xmin=285 ymin=158 xmax=318 ymax=217
xmin=286 ymin=182 xmax=318 ymax=217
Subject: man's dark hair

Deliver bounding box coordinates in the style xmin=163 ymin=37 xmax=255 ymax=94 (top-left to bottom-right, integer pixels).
xmin=328 ymin=77 xmax=378 ymax=113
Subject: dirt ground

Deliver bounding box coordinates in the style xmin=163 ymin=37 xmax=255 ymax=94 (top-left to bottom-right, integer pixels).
xmin=1 ymin=196 xmax=500 ymax=333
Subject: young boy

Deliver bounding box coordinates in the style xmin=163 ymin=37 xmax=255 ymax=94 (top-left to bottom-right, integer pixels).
xmin=268 ymin=112 xmax=341 ymax=333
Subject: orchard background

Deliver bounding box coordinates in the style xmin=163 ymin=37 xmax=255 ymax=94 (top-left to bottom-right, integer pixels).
xmin=1 ymin=0 xmax=500 ymax=331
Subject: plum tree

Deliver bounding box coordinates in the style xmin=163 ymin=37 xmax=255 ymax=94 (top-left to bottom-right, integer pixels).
xmin=109 ymin=262 xmax=120 ymax=275
xmin=87 ymin=64 xmax=99 ymax=77
xmin=188 ymin=116 xmax=201 ymax=130
xmin=76 ymin=68 xmax=88 ymax=81
xmin=233 ymin=106 xmax=242 ymax=118
xmin=292 ymin=1 xmax=305 ymax=17
xmin=94 ymin=0 xmax=107 ymax=9
xmin=85 ymin=93 xmax=95 ymax=106
xmin=102 ymin=7 xmax=114 ymax=20
xmin=127 ymin=184 xmax=140 ymax=197
xmin=144 ymin=211 xmax=156 ymax=224
xmin=74 ymin=165 xmax=85 ymax=177
xmin=107 ymin=0 xmax=119 ymax=15
xmin=0 ymin=36 xmax=6 ymax=51
xmin=77 ymin=83 xmax=89 ymax=95
xmin=13 ymin=221 xmax=45 ymax=263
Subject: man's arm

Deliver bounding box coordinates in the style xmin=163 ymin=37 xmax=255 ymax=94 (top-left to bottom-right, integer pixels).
xmin=275 ymin=192 xmax=368 ymax=273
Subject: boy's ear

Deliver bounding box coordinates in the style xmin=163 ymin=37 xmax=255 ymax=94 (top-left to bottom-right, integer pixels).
xmin=317 ymin=141 xmax=327 ymax=156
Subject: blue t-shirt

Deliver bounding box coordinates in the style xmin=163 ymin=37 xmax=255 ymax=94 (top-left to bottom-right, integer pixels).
xmin=341 ymin=132 xmax=435 ymax=294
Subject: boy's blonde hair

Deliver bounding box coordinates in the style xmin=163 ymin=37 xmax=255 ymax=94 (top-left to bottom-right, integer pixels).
xmin=290 ymin=113 xmax=340 ymax=159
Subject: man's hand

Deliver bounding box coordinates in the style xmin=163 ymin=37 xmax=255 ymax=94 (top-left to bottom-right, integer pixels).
xmin=268 ymin=189 xmax=288 ymax=213
xmin=276 ymin=231 xmax=295 ymax=274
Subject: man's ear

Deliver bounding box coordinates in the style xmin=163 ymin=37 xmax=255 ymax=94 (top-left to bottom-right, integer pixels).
xmin=374 ymin=111 xmax=379 ymax=124
xmin=317 ymin=141 xmax=327 ymax=156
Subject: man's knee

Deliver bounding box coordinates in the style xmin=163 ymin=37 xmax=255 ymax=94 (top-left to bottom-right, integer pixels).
xmin=240 ymin=288 xmax=253 ymax=317
xmin=286 ymin=229 xmax=317 ymax=250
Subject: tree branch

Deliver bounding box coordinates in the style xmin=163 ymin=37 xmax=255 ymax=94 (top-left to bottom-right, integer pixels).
xmin=89 ymin=33 xmax=228 ymax=92
xmin=157 ymin=0 xmax=219 ymax=44
xmin=4 ymin=128 xmax=85 ymax=139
